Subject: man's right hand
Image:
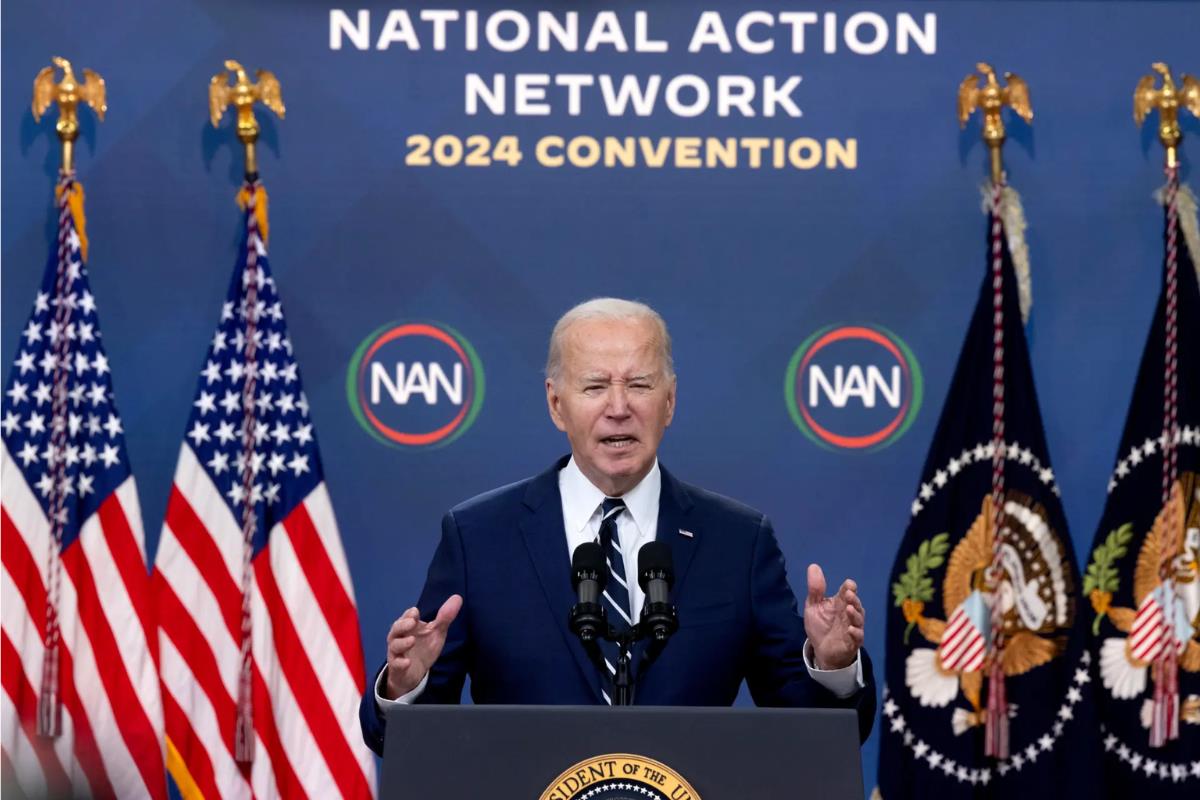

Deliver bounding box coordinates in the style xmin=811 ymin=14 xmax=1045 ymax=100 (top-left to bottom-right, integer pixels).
xmin=384 ymin=594 xmax=463 ymax=699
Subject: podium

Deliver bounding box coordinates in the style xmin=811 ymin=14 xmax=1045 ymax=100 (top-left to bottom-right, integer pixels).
xmin=380 ymin=705 xmax=864 ymax=798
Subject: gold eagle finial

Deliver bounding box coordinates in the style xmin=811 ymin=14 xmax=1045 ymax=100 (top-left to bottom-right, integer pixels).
xmin=209 ymin=60 xmax=285 ymax=178
xmin=1134 ymin=63 xmax=1200 ymax=169
xmin=32 ymin=57 xmax=107 ymax=173
xmin=958 ymin=63 xmax=1032 ymax=185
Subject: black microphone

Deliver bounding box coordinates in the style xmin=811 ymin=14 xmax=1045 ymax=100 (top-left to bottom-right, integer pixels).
xmin=638 ymin=541 xmax=678 ymax=642
xmin=569 ymin=542 xmax=607 ymax=643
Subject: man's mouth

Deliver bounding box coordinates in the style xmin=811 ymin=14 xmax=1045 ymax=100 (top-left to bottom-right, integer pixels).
xmin=599 ymin=435 xmax=638 ymax=449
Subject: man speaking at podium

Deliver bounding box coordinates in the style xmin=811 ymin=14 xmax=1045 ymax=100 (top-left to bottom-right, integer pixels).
xmin=359 ymin=298 xmax=876 ymax=754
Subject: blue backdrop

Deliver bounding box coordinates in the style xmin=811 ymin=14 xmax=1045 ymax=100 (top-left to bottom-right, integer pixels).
xmin=3 ymin=0 xmax=1199 ymax=791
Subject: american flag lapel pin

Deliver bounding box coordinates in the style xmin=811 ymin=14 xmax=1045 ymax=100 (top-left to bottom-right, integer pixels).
xmin=678 ymin=529 xmax=694 ymax=538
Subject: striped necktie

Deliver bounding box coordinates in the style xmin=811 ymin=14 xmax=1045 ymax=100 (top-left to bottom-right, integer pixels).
xmin=598 ymin=497 xmax=630 ymax=703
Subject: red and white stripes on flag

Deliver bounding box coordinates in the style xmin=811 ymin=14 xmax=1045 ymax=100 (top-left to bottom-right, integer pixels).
xmin=1129 ymin=591 xmax=1186 ymax=666
xmin=938 ymin=605 xmax=987 ymax=673
xmin=1 ymin=174 xmax=165 ymax=798
xmin=153 ymin=185 xmax=375 ymax=799
xmin=154 ymin=451 xmax=376 ymax=798
xmin=2 ymin=459 xmax=166 ymax=798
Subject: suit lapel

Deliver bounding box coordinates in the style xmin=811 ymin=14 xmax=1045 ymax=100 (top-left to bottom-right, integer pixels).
xmin=632 ymin=465 xmax=697 ymax=693
xmin=518 ymin=458 xmax=605 ymax=703
xmin=657 ymin=465 xmax=697 ymax=606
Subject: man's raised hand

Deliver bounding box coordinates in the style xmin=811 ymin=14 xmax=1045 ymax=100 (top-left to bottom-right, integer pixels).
xmin=803 ymin=564 xmax=865 ymax=671
xmin=384 ymin=594 xmax=463 ymax=699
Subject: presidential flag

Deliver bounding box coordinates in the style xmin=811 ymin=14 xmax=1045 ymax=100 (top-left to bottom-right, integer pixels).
xmin=1 ymin=175 xmax=166 ymax=797
xmin=153 ymin=182 xmax=376 ymax=798
xmin=877 ymin=183 xmax=1097 ymax=797
xmin=1085 ymin=178 xmax=1200 ymax=796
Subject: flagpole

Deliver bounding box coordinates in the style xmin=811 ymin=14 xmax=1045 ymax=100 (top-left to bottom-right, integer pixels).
xmin=208 ymin=59 xmax=286 ymax=766
xmin=1133 ymin=61 xmax=1199 ymax=748
xmin=32 ymin=57 xmax=107 ymax=176
xmin=957 ymin=62 xmax=1034 ymax=761
xmin=1134 ymin=62 xmax=1197 ymax=171
xmin=28 ymin=57 xmax=107 ymax=740
xmin=958 ymin=62 xmax=1032 ymax=186
xmin=209 ymin=59 xmax=285 ymax=182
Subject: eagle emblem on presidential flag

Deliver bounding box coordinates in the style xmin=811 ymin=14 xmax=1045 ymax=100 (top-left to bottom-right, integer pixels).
xmin=1091 ymin=473 xmax=1200 ymax=725
xmin=896 ymin=490 xmax=1075 ymax=734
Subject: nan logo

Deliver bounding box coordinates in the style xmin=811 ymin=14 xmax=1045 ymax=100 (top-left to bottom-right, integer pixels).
xmin=785 ymin=324 xmax=922 ymax=451
xmin=346 ymin=321 xmax=484 ymax=448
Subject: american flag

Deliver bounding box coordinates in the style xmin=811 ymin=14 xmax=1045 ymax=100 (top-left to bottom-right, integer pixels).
xmin=1 ymin=175 xmax=166 ymax=797
xmin=153 ymin=183 xmax=376 ymax=798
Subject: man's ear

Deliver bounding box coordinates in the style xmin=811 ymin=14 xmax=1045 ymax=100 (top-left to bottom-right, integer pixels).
xmin=664 ymin=376 xmax=677 ymax=426
xmin=546 ymin=378 xmax=567 ymax=432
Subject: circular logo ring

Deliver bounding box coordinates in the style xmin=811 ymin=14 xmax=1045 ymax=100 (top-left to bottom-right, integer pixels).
xmin=784 ymin=323 xmax=922 ymax=451
xmin=346 ymin=321 xmax=485 ymax=449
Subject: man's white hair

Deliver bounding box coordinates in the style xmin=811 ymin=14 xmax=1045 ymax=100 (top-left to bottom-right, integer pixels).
xmin=545 ymin=297 xmax=674 ymax=383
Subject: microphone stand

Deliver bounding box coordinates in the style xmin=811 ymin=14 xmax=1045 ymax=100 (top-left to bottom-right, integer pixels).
xmin=633 ymin=559 xmax=679 ymax=689
xmin=573 ymin=610 xmax=676 ymax=707
xmin=568 ymin=612 xmax=641 ymax=707
xmin=612 ymin=629 xmax=636 ymax=707
xmin=568 ymin=543 xmax=678 ymax=706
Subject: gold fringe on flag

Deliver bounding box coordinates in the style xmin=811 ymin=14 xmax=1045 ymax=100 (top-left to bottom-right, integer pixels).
xmin=980 ymin=181 xmax=1032 ymax=324
xmin=54 ymin=180 xmax=88 ymax=261
xmin=236 ymin=183 xmax=269 ymax=244
xmin=1156 ymin=182 xmax=1200 ymax=282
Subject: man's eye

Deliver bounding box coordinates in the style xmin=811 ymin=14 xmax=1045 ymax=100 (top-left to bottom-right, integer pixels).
xmin=583 ymin=385 xmax=604 ymax=394
xmin=630 ymin=383 xmax=651 ymax=391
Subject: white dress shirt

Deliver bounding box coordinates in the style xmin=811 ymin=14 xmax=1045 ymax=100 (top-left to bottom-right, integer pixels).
xmin=559 ymin=455 xmax=661 ymax=623
xmin=376 ymin=457 xmax=863 ymax=708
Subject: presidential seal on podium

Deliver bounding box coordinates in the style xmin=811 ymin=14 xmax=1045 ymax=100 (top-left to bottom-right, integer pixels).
xmin=540 ymin=754 xmax=701 ymax=800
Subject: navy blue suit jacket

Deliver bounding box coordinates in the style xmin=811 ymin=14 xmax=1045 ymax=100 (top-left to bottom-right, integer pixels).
xmin=359 ymin=459 xmax=876 ymax=755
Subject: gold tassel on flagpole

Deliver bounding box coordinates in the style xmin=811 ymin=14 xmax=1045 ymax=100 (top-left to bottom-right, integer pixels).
xmin=236 ymin=183 xmax=270 ymax=244
xmin=54 ymin=180 xmax=89 ymax=260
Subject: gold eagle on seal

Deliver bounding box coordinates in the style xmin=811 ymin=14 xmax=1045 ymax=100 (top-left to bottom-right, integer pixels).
xmin=1094 ymin=474 xmax=1200 ymax=727
xmin=901 ymin=491 xmax=1074 ymax=734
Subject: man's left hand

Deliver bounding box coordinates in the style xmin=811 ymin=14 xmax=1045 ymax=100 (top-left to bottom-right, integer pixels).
xmin=804 ymin=563 xmax=865 ymax=670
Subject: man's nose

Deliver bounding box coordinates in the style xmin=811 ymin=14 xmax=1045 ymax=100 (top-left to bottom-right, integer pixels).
xmin=605 ymin=385 xmax=631 ymax=417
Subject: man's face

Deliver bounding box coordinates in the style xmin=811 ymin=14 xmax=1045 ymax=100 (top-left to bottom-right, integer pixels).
xmin=546 ymin=317 xmax=676 ymax=497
